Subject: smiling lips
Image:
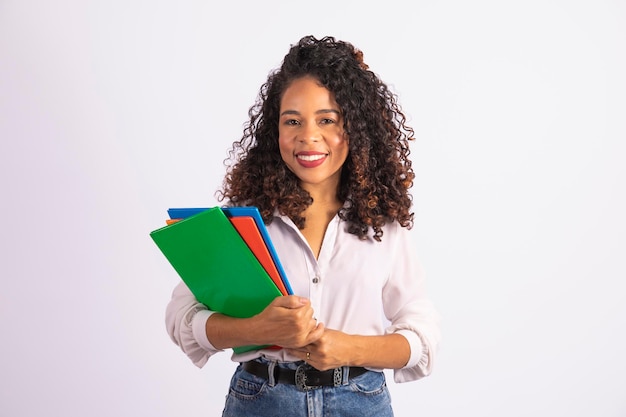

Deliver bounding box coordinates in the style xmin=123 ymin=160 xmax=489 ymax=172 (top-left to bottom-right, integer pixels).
xmin=296 ymin=151 xmax=328 ymax=168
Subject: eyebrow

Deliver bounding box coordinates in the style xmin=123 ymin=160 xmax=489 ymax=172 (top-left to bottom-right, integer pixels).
xmin=280 ymin=109 xmax=341 ymax=117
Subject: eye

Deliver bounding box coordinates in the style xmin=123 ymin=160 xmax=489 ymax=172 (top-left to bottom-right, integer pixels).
xmin=320 ymin=118 xmax=336 ymax=125
xmin=284 ymin=119 xmax=300 ymax=126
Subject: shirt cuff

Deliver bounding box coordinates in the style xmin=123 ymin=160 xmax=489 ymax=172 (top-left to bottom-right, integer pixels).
xmin=396 ymin=329 xmax=424 ymax=369
xmin=191 ymin=309 xmax=221 ymax=353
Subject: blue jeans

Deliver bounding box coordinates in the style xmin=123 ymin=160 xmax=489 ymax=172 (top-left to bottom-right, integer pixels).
xmin=222 ymin=359 xmax=394 ymax=417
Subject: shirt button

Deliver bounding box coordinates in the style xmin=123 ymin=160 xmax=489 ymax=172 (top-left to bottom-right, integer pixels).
xmin=312 ymin=277 xmax=320 ymax=284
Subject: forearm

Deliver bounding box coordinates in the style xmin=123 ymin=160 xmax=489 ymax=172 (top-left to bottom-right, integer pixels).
xmin=296 ymin=330 xmax=411 ymax=371
xmin=346 ymin=333 xmax=410 ymax=369
xmin=205 ymin=313 xmax=263 ymax=350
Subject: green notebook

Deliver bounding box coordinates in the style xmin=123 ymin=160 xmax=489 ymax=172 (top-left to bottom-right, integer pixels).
xmin=150 ymin=206 xmax=282 ymax=353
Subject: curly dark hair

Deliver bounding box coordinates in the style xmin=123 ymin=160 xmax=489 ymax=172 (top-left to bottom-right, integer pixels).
xmin=217 ymin=35 xmax=415 ymax=241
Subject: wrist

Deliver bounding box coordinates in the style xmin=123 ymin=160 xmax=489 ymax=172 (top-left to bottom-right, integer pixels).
xmin=206 ymin=313 xmax=263 ymax=350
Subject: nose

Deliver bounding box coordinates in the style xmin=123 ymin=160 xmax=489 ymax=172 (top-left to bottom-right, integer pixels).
xmin=299 ymin=122 xmax=321 ymax=143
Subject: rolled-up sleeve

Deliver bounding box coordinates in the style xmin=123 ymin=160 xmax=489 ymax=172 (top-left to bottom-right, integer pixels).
xmin=165 ymin=281 xmax=223 ymax=368
xmin=383 ymin=227 xmax=442 ymax=383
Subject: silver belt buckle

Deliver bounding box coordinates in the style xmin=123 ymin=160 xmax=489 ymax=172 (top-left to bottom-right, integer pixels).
xmin=295 ymin=364 xmax=320 ymax=391
xmin=333 ymin=367 xmax=342 ymax=387
xmin=294 ymin=364 xmax=344 ymax=390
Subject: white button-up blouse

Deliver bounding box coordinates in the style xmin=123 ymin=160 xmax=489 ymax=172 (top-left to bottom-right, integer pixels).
xmin=165 ymin=212 xmax=441 ymax=383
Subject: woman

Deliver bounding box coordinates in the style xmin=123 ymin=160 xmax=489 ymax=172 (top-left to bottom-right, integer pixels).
xmin=165 ymin=35 xmax=441 ymax=416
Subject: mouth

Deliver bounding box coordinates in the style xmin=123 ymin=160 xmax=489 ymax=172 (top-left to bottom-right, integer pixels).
xmin=297 ymin=153 xmax=327 ymax=162
xmin=295 ymin=152 xmax=328 ymax=168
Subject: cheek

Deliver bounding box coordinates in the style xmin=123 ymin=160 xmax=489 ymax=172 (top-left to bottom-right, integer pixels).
xmin=335 ymin=137 xmax=349 ymax=158
xmin=278 ymin=138 xmax=292 ymax=162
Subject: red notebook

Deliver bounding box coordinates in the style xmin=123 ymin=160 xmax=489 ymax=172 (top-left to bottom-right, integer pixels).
xmin=228 ymin=216 xmax=289 ymax=295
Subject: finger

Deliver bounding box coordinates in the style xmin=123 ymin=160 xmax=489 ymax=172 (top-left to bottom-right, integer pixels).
xmin=305 ymin=321 xmax=325 ymax=344
xmin=271 ymin=295 xmax=310 ymax=309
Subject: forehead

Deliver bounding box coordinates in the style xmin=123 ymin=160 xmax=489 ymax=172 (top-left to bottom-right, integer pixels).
xmin=280 ymin=77 xmax=339 ymax=110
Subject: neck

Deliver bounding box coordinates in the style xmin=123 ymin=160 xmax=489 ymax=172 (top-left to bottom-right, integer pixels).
xmin=301 ymin=176 xmax=341 ymax=204
xmin=304 ymin=188 xmax=342 ymax=211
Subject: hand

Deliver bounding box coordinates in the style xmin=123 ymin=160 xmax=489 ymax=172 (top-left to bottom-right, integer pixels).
xmin=286 ymin=328 xmax=353 ymax=371
xmin=252 ymin=296 xmax=324 ymax=349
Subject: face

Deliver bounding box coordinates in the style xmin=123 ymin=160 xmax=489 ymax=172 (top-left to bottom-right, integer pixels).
xmin=278 ymin=77 xmax=349 ymax=194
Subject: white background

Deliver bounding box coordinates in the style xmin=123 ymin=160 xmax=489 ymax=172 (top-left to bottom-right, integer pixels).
xmin=1 ymin=1 xmax=625 ymax=416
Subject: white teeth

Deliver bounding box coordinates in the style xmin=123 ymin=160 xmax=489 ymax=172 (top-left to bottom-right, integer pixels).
xmin=297 ymin=154 xmax=326 ymax=161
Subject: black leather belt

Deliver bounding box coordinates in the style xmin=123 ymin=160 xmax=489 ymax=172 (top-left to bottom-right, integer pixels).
xmin=242 ymin=360 xmax=368 ymax=391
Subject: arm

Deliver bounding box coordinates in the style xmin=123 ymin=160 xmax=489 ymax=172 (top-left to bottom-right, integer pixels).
xmin=166 ymin=282 xmax=325 ymax=365
xmin=382 ymin=226 xmax=442 ymax=382
xmin=286 ymin=330 xmax=410 ymax=371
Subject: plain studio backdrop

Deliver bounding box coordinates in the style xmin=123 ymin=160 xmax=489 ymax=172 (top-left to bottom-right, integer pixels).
xmin=1 ymin=1 xmax=624 ymax=416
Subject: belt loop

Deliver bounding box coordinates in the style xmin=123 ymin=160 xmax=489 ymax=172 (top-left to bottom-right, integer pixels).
xmin=341 ymin=366 xmax=350 ymax=386
xmin=267 ymin=361 xmax=277 ymax=387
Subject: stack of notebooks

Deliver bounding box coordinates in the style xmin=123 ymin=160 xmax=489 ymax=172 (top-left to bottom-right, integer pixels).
xmin=150 ymin=206 xmax=293 ymax=353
